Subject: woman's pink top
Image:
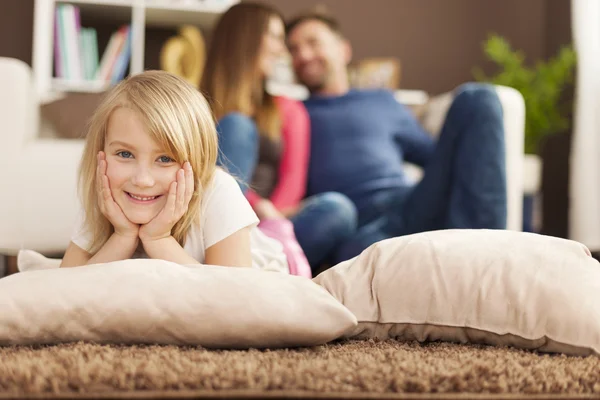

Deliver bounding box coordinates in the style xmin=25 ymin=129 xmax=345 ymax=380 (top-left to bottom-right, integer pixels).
xmin=245 ymin=96 xmax=310 ymax=210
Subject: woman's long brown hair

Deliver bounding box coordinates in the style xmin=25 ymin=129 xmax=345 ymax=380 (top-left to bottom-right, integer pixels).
xmin=201 ymin=2 xmax=282 ymax=140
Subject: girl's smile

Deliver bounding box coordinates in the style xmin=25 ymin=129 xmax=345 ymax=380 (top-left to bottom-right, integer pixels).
xmin=126 ymin=192 xmax=162 ymax=204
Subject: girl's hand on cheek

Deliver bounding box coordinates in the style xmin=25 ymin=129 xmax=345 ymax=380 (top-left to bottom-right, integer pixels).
xmin=139 ymin=162 xmax=194 ymax=243
xmin=97 ymin=151 xmax=140 ymax=239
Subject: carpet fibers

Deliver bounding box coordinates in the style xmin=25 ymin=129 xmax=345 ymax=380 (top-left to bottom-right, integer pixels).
xmin=0 ymin=339 xmax=599 ymax=399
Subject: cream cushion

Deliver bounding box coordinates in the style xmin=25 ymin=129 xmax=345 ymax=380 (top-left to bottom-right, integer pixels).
xmin=1 ymin=254 xmax=357 ymax=348
xmin=313 ymin=229 xmax=600 ymax=356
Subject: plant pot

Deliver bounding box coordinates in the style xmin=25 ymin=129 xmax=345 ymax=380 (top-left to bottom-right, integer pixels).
xmin=522 ymin=154 xmax=543 ymax=232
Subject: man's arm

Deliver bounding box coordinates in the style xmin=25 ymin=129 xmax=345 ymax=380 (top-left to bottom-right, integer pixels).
xmin=390 ymin=95 xmax=436 ymax=168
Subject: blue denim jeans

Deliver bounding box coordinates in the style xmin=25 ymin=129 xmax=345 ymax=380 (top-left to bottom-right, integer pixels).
xmin=289 ymin=192 xmax=357 ymax=269
xmin=216 ymin=113 xmax=357 ymax=271
xmin=334 ymin=83 xmax=507 ymax=263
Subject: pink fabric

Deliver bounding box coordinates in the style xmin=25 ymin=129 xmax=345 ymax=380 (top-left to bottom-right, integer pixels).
xmin=245 ymin=96 xmax=310 ymax=210
xmin=246 ymin=188 xmax=261 ymax=208
xmin=258 ymin=218 xmax=312 ymax=278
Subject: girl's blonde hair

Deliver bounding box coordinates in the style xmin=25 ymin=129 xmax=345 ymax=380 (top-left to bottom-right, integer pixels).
xmin=200 ymin=2 xmax=283 ymax=140
xmin=79 ymin=70 xmax=219 ymax=254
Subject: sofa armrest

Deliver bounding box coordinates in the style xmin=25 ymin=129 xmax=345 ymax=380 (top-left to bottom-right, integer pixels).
xmin=403 ymin=84 xmax=525 ymax=232
xmin=0 ymin=58 xmax=39 ymax=150
xmin=495 ymin=85 xmax=525 ymax=231
xmin=0 ymin=57 xmax=84 ymax=255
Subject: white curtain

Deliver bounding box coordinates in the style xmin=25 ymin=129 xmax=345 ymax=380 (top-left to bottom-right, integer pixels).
xmin=569 ymin=0 xmax=600 ymax=250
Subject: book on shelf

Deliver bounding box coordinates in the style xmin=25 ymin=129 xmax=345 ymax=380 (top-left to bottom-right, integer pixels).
xmin=53 ymin=3 xmax=131 ymax=89
xmin=95 ymin=25 xmax=131 ymax=83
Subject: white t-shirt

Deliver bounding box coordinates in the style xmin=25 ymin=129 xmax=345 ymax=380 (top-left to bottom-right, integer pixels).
xmin=71 ymin=169 xmax=289 ymax=273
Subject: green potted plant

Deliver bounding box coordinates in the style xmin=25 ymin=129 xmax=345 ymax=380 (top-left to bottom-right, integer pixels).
xmin=473 ymin=34 xmax=576 ymax=231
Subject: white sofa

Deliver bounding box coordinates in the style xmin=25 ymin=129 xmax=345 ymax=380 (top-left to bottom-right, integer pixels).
xmin=0 ymin=57 xmax=525 ymax=257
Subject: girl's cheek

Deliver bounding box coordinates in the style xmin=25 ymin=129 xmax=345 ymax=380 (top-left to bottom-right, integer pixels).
xmin=104 ymin=159 xmax=114 ymax=177
xmin=161 ymin=166 xmax=180 ymax=183
xmin=105 ymin=161 xmax=128 ymax=184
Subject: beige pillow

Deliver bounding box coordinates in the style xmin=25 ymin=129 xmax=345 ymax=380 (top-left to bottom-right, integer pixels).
xmin=17 ymin=249 xmax=61 ymax=271
xmin=1 ymin=254 xmax=357 ymax=348
xmin=313 ymin=229 xmax=600 ymax=356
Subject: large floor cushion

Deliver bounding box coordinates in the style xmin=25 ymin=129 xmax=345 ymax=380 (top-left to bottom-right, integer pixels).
xmin=1 ymin=257 xmax=357 ymax=348
xmin=314 ymin=229 xmax=600 ymax=356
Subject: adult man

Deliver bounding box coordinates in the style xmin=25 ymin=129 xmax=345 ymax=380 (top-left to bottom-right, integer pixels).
xmin=286 ymin=12 xmax=507 ymax=262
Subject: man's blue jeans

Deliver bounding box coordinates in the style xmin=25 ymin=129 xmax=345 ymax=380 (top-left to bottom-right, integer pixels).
xmin=334 ymin=83 xmax=507 ymax=263
xmin=216 ymin=113 xmax=357 ymax=270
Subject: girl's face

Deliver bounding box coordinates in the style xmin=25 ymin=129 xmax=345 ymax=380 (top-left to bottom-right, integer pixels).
xmin=103 ymin=108 xmax=181 ymax=225
xmin=259 ymin=16 xmax=286 ymax=78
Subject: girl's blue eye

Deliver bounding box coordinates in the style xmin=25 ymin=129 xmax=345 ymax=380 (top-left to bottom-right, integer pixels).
xmin=158 ymin=155 xmax=174 ymax=163
xmin=117 ymin=151 xmax=133 ymax=158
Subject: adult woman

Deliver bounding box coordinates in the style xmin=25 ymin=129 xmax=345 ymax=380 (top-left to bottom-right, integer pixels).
xmin=200 ymin=2 xmax=356 ymax=272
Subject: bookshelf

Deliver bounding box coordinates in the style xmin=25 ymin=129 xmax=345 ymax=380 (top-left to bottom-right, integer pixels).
xmin=32 ymin=0 xmax=238 ymax=104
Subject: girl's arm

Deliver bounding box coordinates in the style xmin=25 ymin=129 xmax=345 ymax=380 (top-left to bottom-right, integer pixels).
xmin=204 ymin=226 xmax=252 ymax=267
xmin=142 ymin=236 xmax=199 ymax=265
xmin=142 ymin=226 xmax=252 ymax=267
xmin=60 ymin=233 xmax=138 ymax=268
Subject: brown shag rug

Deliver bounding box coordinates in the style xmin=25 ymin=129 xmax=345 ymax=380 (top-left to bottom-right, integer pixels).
xmin=0 ymin=339 xmax=599 ymax=399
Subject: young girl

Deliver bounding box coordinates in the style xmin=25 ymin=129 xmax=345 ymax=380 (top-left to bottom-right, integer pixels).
xmin=60 ymin=70 xmax=288 ymax=273
xmin=201 ymin=2 xmax=357 ymax=273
